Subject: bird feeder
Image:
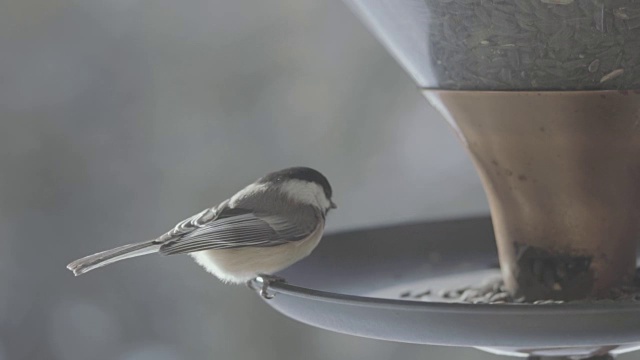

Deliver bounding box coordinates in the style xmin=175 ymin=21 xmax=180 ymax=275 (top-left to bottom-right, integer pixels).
xmin=252 ymin=1 xmax=640 ymax=359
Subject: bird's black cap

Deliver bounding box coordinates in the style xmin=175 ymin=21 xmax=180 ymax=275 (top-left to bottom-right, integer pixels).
xmin=259 ymin=167 xmax=333 ymax=200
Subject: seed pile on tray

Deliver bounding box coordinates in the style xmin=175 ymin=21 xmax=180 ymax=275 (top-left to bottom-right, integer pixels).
xmin=425 ymin=0 xmax=640 ymax=90
xmin=400 ymin=268 xmax=640 ymax=304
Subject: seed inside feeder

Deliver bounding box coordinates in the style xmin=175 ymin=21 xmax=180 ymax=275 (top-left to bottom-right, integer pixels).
xmin=424 ymin=0 xmax=640 ymax=90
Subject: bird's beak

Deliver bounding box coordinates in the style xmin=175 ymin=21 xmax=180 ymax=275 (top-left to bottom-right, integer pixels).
xmin=330 ymin=201 xmax=337 ymax=209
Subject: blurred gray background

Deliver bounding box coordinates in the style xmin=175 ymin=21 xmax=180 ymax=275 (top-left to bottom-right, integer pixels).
xmin=1 ymin=0 xmax=627 ymax=359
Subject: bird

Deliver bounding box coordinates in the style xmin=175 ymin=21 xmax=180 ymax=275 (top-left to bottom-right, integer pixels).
xmin=66 ymin=167 xmax=336 ymax=298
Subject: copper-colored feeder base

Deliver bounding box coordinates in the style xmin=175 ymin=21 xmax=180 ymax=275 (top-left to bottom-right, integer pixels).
xmin=424 ymin=90 xmax=640 ymax=301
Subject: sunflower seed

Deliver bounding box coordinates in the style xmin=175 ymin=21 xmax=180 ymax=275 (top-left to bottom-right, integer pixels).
xmin=540 ymin=0 xmax=574 ymax=4
xmin=600 ymin=68 xmax=624 ymax=83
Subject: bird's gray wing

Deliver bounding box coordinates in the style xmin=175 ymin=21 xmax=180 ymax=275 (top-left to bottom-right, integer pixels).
xmin=157 ymin=205 xmax=317 ymax=255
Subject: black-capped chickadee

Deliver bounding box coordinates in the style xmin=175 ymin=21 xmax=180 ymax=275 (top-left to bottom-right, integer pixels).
xmin=67 ymin=167 xmax=336 ymax=298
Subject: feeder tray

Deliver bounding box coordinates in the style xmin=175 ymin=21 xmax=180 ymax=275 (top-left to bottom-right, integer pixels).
xmin=250 ymin=217 xmax=640 ymax=358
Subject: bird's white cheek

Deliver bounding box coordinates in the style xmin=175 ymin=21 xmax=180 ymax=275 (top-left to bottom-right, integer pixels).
xmin=315 ymin=194 xmax=331 ymax=211
xmin=280 ymin=180 xmax=329 ymax=209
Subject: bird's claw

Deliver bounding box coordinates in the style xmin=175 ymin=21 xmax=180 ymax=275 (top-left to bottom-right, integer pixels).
xmin=246 ymin=279 xmax=258 ymax=291
xmin=251 ymin=274 xmax=285 ymax=300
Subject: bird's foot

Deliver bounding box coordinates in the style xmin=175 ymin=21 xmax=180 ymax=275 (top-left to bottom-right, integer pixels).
xmin=252 ymin=274 xmax=286 ymax=300
xmin=246 ymin=280 xmax=257 ymax=291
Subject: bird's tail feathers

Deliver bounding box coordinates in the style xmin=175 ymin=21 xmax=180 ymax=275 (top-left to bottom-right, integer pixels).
xmin=67 ymin=240 xmax=160 ymax=276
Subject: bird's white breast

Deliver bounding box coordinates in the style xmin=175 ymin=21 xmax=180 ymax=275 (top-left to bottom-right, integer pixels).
xmin=189 ymin=220 xmax=325 ymax=284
